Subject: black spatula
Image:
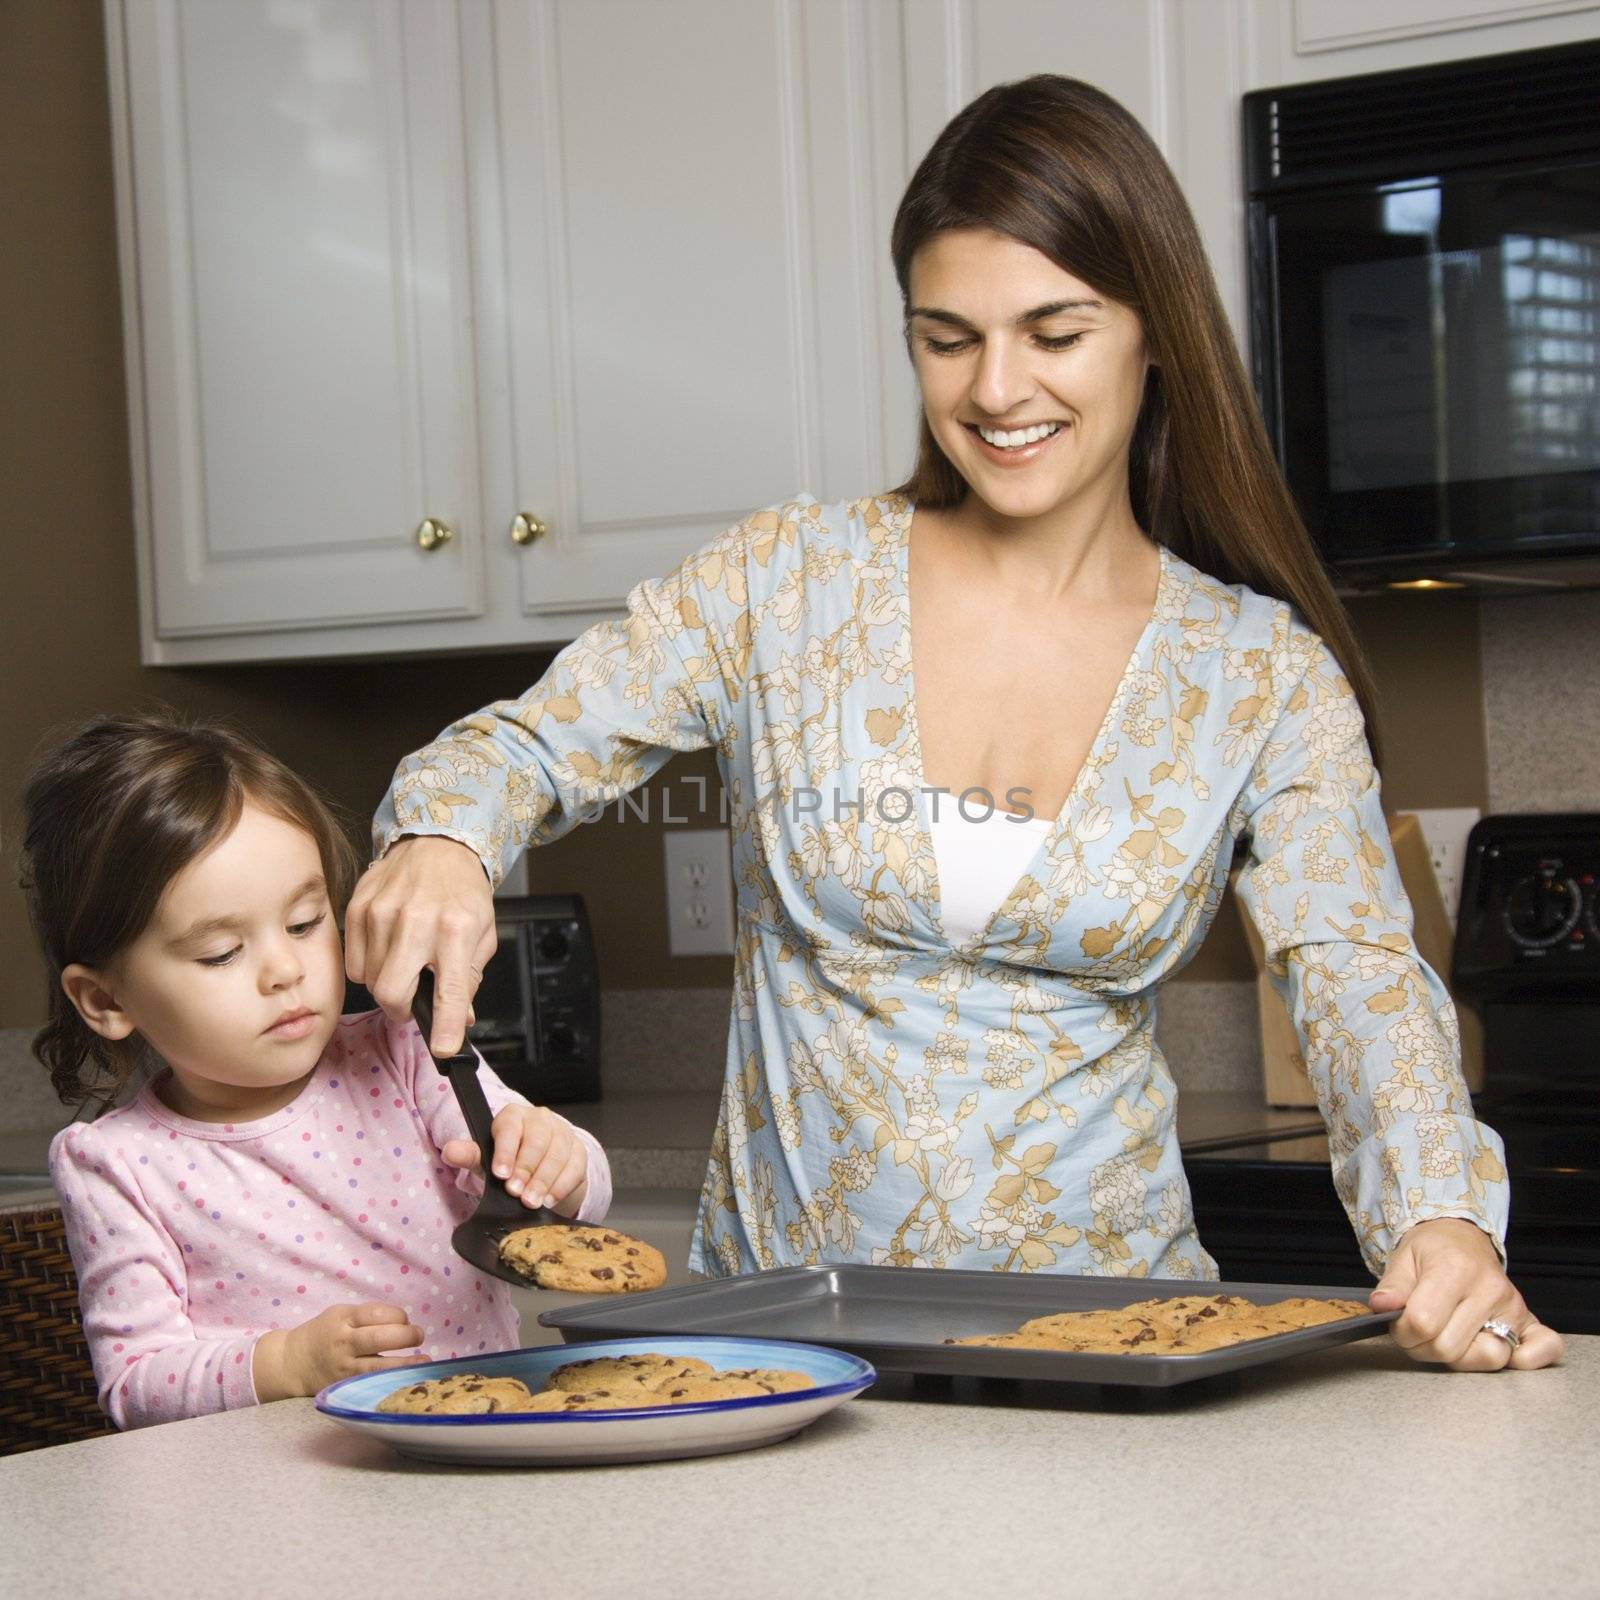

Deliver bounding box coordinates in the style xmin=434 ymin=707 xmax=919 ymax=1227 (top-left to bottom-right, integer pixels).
xmin=411 ymin=967 xmax=557 ymax=1287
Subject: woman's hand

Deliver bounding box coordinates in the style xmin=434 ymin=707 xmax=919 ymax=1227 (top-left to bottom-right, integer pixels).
xmin=1369 ymin=1217 xmax=1563 ymax=1371
xmin=441 ymin=1103 xmax=589 ymax=1217
xmin=254 ymin=1302 xmax=424 ymax=1401
xmin=345 ymin=835 xmax=497 ymax=1055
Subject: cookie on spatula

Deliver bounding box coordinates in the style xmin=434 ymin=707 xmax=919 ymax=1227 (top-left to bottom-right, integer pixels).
xmin=497 ymin=1222 xmax=667 ymax=1292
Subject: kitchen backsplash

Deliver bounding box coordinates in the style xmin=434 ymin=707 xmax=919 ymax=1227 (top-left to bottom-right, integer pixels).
xmin=0 ymin=979 xmax=1263 ymax=1142
xmin=1480 ymin=593 xmax=1600 ymax=814
xmin=594 ymin=981 xmax=1261 ymax=1098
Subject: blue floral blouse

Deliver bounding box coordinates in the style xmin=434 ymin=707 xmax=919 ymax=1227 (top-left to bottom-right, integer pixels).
xmin=375 ymin=494 xmax=1509 ymax=1281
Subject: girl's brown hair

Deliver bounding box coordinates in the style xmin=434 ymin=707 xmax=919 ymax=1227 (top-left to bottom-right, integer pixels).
xmin=890 ymin=73 xmax=1382 ymax=758
xmin=19 ymin=709 xmax=359 ymax=1109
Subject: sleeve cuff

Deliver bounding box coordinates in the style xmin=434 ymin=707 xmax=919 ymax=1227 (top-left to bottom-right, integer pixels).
xmin=569 ymin=1123 xmax=612 ymax=1224
xmin=373 ymin=825 xmax=499 ymax=888
xmin=1336 ymin=1117 xmax=1511 ymax=1275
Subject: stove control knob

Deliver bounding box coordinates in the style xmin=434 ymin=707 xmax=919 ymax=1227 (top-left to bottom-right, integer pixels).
xmin=1505 ymin=872 xmax=1581 ymax=948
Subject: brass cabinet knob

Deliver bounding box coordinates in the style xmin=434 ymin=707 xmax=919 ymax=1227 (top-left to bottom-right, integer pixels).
xmin=416 ymin=517 xmax=454 ymax=552
xmin=510 ymin=512 xmax=548 ymax=546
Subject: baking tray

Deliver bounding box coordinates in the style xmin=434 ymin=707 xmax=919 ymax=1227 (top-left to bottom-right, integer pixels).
xmin=539 ymin=1265 xmax=1395 ymax=1388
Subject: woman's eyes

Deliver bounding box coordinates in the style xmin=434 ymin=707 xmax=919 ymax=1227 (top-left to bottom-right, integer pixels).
xmin=918 ymin=332 xmax=1084 ymax=356
xmin=195 ymin=912 xmax=326 ymax=967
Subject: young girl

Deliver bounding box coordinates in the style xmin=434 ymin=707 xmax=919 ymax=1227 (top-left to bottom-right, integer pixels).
xmin=21 ymin=710 xmax=612 ymax=1430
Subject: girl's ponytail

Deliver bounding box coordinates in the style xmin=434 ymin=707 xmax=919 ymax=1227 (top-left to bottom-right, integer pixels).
xmin=29 ymin=998 xmax=134 ymax=1112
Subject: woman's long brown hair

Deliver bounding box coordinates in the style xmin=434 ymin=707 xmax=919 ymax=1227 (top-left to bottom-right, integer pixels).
xmin=890 ymin=74 xmax=1382 ymax=763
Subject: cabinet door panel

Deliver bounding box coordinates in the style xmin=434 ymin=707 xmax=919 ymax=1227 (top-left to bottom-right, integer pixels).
xmin=119 ymin=0 xmax=483 ymax=636
xmin=493 ymin=0 xmax=905 ymax=616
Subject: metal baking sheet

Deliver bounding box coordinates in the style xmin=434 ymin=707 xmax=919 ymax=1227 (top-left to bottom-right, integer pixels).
xmin=538 ymin=1265 xmax=1395 ymax=1388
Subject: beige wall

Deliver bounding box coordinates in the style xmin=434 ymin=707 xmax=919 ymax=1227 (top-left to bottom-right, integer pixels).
xmin=0 ymin=2 xmax=1504 ymax=1030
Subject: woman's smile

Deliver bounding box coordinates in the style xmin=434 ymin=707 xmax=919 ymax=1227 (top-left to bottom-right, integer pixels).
xmin=966 ymin=418 xmax=1070 ymax=466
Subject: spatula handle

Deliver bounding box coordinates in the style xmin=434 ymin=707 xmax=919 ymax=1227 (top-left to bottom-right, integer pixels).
xmin=412 ymin=968 xmax=514 ymax=1208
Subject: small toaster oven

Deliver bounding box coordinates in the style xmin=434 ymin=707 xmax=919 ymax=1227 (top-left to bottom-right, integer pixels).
xmin=345 ymin=893 xmax=601 ymax=1104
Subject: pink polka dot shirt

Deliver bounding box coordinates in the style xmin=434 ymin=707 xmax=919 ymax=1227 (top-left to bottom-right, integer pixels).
xmin=49 ymin=1010 xmax=612 ymax=1430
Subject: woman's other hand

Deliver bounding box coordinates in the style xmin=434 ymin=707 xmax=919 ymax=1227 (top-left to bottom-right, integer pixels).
xmin=440 ymin=1103 xmax=589 ymax=1217
xmin=1369 ymin=1216 xmax=1564 ymax=1370
xmin=345 ymin=835 xmax=497 ymax=1055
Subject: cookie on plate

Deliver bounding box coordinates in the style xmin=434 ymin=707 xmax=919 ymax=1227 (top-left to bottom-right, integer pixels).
xmin=375 ymin=1374 xmax=535 ymax=1415
xmin=713 ymin=1367 xmax=815 ymax=1394
xmin=498 ymin=1224 xmax=667 ymax=1293
xmin=552 ymin=1386 xmax=677 ymax=1412
xmin=652 ymin=1374 xmax=777 ymax=1403
xmin=544 ymin=1353 xmax=714 ymax=1393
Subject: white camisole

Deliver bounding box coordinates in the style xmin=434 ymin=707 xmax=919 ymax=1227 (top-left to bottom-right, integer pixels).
xmin=928 ymin=806 xmax=1055 ymax=945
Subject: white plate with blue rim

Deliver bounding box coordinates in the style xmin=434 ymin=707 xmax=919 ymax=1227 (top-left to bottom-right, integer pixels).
xmin=315 ymin=1336 xmax=876 ymax=1466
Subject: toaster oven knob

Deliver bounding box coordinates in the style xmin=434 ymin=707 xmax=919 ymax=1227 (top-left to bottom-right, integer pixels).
xmin=545 ymin=1023 xmax=577 ymax=1057
xmin=537 ymin=928 xmax=570 ymax=964
xmin=1505 ymin=872 xmax=1581 ymax=948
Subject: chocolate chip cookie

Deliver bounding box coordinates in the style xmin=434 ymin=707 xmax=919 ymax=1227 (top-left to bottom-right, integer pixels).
xmin=949 ymin=1293 xmax=1371 ymax=1355
xmin=497 ymin=1223 xmax=667 ymax=1293
xmin=541 ymin=1355 xmax=817 ymax=1407
xmin=375 ymin=1374 xmax=535 ymax=1414
xmin=713 ymin=1367 xmax=815 ymax=1394
xmin=543 ymin=1353 xmax=714 ymax=1393
xmin=649 ymin=1374 xmax=778 ymax=1403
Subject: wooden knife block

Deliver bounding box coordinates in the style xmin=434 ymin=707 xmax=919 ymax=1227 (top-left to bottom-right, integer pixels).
xmin=1233 ymin=811 xmax=1484 ymax=1107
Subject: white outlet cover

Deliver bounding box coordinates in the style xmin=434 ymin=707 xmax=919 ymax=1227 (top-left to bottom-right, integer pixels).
xmin=1411 ymin=807 xmax=1481 ymax=920
xmin=663 ymin=828 xmax=735 ymax=956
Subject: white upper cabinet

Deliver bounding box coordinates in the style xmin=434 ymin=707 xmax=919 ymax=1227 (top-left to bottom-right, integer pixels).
xmin=110 ymin=0 xmax=485 ymax=650
xmin=110 ymin=0 xmax=1598 ymax=663
xmin=481 ymin=0 xmax=913 ymax=624
xmin=1262 ymin=0 xmax=1600 ymax=64
xmin=110 ymin=0 xmax=911 ymax=662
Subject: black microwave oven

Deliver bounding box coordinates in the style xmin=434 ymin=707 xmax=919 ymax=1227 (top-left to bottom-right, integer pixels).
xmin=345 ymin=892 xmax=601 ymax=1105
xmin=1243 ymin=38 xmax=1600 ymax=591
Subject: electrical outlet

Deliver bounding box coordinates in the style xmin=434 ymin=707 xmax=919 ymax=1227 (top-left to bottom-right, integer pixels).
xmin=663 ymin=828 xmax=735 ymax=956
xmin=1411 ymin=807 xmax=1481 ymax=920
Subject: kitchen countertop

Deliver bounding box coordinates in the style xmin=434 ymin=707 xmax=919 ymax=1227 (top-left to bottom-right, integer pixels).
xmin=1 ymin=1333 xmax=1592 ymax=1599
xmin=0 ymin=1089 xmax=1326 ymax=1209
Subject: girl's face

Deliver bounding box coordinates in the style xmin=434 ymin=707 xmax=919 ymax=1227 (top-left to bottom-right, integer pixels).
xmin=906 ymin=227 xmax=1153 ymax=527
xmin=74 ymin=802 xmax=345 ymax=1119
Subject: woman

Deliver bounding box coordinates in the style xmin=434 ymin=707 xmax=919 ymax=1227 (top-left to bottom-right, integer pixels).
xmin=348 ymin=76 xmax=1559 ymax=1372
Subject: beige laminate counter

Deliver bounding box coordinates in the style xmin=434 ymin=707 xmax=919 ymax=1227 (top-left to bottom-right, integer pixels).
xmin=1 ymin=1336 xmax=1594 ymax=1599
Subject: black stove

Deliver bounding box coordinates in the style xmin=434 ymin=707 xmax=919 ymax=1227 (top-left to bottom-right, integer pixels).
xmin=1185 ymin=815 xmax=1600 ymax=1335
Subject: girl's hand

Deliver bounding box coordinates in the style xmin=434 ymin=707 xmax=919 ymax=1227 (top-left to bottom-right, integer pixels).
xmin=344 ymin=834 xmax=497 ymax=1056
xmin=1369 ymin=1216 xmax=1564 ymax=1371
xmin=440 ymin=1103 xmax=589 ymax=1217
xmin=255 ymin=1302 xmax=424 ymax=1400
